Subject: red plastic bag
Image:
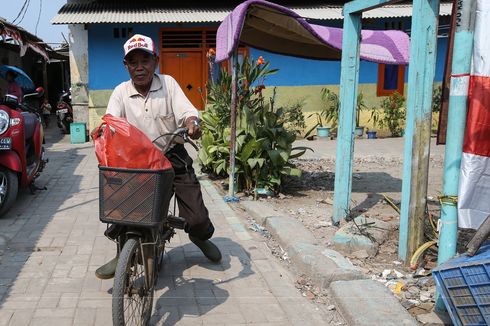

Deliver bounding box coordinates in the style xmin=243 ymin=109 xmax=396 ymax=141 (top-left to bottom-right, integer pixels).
xmin=92 ymin=114 xmax=172 ymax=170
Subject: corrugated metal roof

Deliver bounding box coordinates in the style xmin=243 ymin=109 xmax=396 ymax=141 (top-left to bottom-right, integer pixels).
xmin=363 ymin=3 xmax=452 ymax=19
xmin=52 ymin=3 xmax=452 ymax=25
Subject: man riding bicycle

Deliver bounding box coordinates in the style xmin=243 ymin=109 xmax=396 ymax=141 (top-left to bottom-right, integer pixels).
xmin=95 ymin=34 xmax=221 ymax=280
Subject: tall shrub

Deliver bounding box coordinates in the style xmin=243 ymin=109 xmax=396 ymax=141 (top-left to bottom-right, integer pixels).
xmin=199 ymin=56 xmax=311 ymax=194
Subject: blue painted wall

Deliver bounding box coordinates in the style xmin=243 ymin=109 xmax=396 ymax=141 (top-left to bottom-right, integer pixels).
xmin=87 ymin=23 xmax=217 ymax=90
xmin=88 ymin=24 xmax=160 ymax=90
xmin=88 ymin=23 xmax=448 ymax=90
xmin=250 ymin=36 xmax=448 ymax=86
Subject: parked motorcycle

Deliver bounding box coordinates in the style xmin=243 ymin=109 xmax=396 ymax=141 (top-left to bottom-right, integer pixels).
xmin=0 ymin=89 xmax=48 ymax=216
xmin=56 ymin=90 xmax=73 ymax=134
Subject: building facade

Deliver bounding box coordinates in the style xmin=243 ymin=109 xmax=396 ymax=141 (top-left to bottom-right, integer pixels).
xmin=53 ymin=1 xmax=452 ymax=131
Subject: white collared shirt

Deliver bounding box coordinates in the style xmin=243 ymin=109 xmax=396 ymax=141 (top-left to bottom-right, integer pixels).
xmin=106 ymin=74 xmax=198 ymax=151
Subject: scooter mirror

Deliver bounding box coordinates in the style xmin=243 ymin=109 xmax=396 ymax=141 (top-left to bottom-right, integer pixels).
xmin=5 ymin=94 xmax=18 ymax=104
xmin=35 ymin=87 xmax=45 ymax=97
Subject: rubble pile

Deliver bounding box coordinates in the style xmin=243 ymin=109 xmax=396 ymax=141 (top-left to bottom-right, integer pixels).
xmin=372 ymin=268 xmax=437 ymax=315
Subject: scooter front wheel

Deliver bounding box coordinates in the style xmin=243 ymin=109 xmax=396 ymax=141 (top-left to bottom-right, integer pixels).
xmin=0 ymin=167 xmax=18 ymax=217
xmin=112 ymin=237 xmax=154 ymax=326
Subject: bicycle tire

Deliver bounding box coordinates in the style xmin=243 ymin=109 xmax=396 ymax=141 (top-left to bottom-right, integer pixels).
xmin=112 ymin=238 xmax=154 ymax=326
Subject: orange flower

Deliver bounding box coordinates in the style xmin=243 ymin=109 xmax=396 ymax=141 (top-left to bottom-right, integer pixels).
xmin=256 ymin=56 xmax=265 ymax=66
xmin=207 ymin=48 xmax=216 ymax=58
xmin=254 ymin=85 xmax=266 ymax=94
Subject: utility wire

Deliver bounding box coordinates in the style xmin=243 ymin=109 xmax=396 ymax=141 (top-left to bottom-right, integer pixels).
xmin=35 ymin=0 xmax=42 ymax=35
xmin=17 ymin=0 xmax=32 ymax=25
xmin=12 ymin=0 xmax=29 ymax=24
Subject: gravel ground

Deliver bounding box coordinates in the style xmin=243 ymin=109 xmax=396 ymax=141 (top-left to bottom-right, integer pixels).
xmin=225 ymin=155 xmax=451 ymax=321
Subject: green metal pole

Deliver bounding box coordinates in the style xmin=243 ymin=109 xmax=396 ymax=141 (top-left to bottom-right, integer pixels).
xmin=436 ymin=0 xmax=476 ymax=311
xmin=227 ymin=49 xmax=239 ymax=200
xmin=398 ymin=0 xmax=440 ymax=262
xmin=438 ymin=0 xmax=475 ymax=265
xmin=332 ymin=9 xmax=361 ymax=225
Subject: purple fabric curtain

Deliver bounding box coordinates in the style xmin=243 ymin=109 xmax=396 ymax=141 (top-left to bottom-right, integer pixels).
xmin=216 ymin=0 xmax=410 ymax=65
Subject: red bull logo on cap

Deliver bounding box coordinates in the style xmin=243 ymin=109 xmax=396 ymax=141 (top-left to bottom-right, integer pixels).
xmin=129 ymin=36 xmax=146 ymax=43
xmin=124 ymin=34 xmax=155 ymax=57
xmin=127 ymin=42 xmax=149 ymax=50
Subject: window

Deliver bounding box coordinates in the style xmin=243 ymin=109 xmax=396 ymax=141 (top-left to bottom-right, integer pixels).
xmin=113 ymin=27 xmax=133 ymax=39
xmin=377 ymin=64 xmax=405 ymax=96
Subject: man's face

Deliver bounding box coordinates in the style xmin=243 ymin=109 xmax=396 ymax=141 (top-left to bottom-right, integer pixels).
xmin=124 ymin=50 xmax=158 ymax=87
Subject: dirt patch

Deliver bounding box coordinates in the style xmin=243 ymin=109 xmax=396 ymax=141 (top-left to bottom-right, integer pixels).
xmin=217 ymin=155 xmax=462 ymax=322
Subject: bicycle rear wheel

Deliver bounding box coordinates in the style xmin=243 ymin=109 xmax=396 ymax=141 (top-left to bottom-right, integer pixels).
xmin=112 ymin=237 xmax=154 ymax=326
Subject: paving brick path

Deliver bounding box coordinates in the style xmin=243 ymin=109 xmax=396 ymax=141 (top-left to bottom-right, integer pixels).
xmin=0 ymin=129 xmax=341 ymax=325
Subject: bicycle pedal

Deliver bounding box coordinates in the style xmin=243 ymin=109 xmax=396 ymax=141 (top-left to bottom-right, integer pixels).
xmin=167 ymin=215 xmax=186 ymax=230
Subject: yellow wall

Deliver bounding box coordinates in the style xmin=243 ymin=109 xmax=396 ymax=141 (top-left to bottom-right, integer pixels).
xmin=88 ymin=83 xmax=440 ymax=137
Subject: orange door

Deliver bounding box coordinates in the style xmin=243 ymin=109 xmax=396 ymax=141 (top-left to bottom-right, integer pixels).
xmin=161 ymin=52 xmax=203 ymax=109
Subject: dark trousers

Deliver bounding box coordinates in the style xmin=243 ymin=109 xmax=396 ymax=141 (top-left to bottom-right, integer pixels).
xmin=167 ymin=144 xmax=215 ymax=241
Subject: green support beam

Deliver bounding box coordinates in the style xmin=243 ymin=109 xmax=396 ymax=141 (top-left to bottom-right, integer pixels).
xmin=332 ymin=10 xmax=361 ymax=224
xmin=333 ymin=0 xmax=397 ymax=223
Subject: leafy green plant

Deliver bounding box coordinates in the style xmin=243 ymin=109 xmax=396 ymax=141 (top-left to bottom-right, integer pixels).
xmin=431 ymin=85 xmax=443 ymax=132
xmin=280 ymin=97 xmax=306 ymax=135
xmin=432 ymin=85 xmax=442 ymax=113
xmin=199 ymin=57 xmax=311 ymax=194
xmin=305 ymin=88 xmax=340 ymax=137
xmin=369 ymin=92 xmax=406 ymax=137
xmin=356 ymin=92 xmax=368 ymax=128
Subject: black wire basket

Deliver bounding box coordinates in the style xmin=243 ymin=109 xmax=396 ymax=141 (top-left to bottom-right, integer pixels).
xmin=99 ymin=166 xmax=175 ymax=227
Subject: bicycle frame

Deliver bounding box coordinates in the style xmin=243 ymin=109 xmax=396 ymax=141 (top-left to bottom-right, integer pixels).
xmin=106 ymin=128 xmax=195 ymax=326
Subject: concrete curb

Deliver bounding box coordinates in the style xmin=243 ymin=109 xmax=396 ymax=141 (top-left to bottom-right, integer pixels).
xmin=240 ymin=201 xmax=365 ymax=287
xmin=239 ymin=200 xmax=417 ymax=326
xmin=199 ymin=181 xmax=416 ymax=326
xmin=330 ymin=279 xmax=418 ymax=326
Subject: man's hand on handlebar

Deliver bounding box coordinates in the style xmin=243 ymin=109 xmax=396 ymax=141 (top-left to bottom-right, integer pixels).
xmin=185 ymin=117 xmax=202 ymax=140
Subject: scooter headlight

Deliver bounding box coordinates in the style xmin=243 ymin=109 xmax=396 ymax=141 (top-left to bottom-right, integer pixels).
xmin=0 ymin=110 xmax=9 ymax=135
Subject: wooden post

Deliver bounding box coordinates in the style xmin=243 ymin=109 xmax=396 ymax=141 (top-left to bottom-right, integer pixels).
xmin=42 ymin=60 xmax=49 ymax=100
xmin=398 ymin=0 xmax=441 ymax=262
xmin=332 ymin=9 xmax=362 ymax=224
xmin=227 ymin=48 xmax=239 ymax=199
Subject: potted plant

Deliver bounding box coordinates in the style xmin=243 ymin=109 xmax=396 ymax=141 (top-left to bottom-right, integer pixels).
xmin=365 ymin=127 xmax=377 ymax=139
xmin=355 ymin=92 xmax=367 ymax=138
xmin=368 ymin=106 xmax=381 ymax=139
xmin=380 ymin=92 xmax=405 ymax=137
xmin=368 ymin=92 xmax=406 ymax=138
xmin=305 ymin=88 xmax=339 ymax=138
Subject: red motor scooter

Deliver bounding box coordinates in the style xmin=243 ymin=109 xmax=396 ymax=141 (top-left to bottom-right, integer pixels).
xmin=0 ymin=89 xmax=48 ymax=216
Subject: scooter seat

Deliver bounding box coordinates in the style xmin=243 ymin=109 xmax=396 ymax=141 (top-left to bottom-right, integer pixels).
xmin=21 ymin=112 xmax=37 ymax=140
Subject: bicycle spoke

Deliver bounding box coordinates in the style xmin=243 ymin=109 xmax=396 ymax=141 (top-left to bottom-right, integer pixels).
xmin=120 ymin=244 xmax=152 ymax=326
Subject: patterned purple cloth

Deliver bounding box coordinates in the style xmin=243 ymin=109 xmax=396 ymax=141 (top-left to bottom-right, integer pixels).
xmin=216 ymin=0 xmax=410 ymax=64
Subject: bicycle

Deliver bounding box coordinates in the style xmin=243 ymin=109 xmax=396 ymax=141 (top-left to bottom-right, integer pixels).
xmin=98 ymin=128 xmax=198 ymax=326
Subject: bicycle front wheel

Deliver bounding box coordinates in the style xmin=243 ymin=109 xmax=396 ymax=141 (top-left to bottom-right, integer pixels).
xmin=112 ymin=238 xmax=154 ymax=326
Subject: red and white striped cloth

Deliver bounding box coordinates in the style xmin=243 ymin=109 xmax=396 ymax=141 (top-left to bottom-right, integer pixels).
xmin=458 ymin=0 xmax=490 ymax=229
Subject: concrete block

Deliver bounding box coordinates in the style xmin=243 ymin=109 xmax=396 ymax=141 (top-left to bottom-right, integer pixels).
xmin=333 ymin=215 xmax=394 ymax=256
xmin=330 ymin=279 xmax=418 ymax=326
xmin=266 ymin=216 xmax=318 ymax=246
xmin=416 ymin=311 xmax=453 ymax=326
xmin=240 ymin=201 xmax=282 ymax=225
xmin=288 ymin=242 xmax=364 ymax=287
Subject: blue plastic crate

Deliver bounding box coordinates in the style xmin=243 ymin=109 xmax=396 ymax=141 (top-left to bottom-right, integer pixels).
xmin=70 ymin=122 xmax=87 ymax=144
xmin=433 ymin=243 xmax=490 ymax=326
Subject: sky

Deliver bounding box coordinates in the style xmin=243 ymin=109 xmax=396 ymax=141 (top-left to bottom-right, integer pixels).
xmin=2 ymin=0 xmax=69 ymax=46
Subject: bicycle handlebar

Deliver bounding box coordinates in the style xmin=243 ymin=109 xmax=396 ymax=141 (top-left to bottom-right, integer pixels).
xmin=152 ymin=127 xmax=199 ymax=153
